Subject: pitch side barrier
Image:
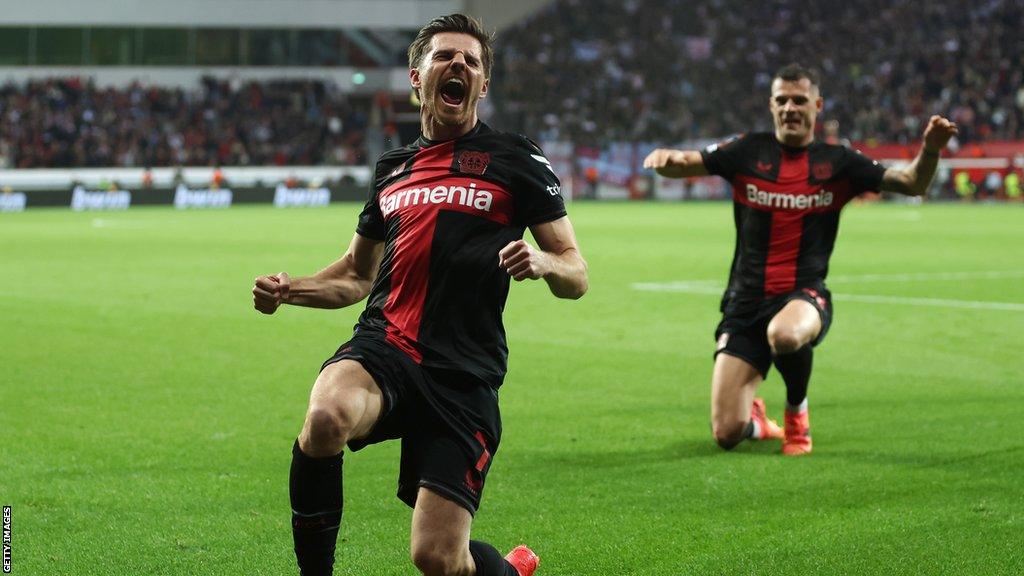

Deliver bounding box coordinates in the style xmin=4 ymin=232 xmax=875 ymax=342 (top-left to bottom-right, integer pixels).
xmin=1 ymin=183 xmax=367 ymax=212
xmin=552 ymin=139 xmax=1024 ymax=201
xmin=0 ymin=166 xmax=372 ymax=212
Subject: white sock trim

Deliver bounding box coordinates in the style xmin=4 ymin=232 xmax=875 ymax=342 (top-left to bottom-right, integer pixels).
xmin=786 ymin=398 xmax=808 ymax=413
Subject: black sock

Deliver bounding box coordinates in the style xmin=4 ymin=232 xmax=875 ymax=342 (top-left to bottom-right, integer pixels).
xmin=774 ymin=345 xmax=813 ymax=408
xmin=469 ymin=541 xmax=519 ymax=576
xmin=290 ymin=440 xmax=344 ymax=576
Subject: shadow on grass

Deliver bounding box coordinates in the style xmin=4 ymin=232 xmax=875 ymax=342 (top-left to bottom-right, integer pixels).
xmin=522 ymin=436 xmax=787 ymax=471
xmin=811 ymin=443 xmax=1024 ymax=470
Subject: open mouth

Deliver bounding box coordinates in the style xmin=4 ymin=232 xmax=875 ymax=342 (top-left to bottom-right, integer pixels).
xmin=783 ymin=116 xmax=801 ymax=127
xmin=439 ymin=78 xmax=467 ymax=107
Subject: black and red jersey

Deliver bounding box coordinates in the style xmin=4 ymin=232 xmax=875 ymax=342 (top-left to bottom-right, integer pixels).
xmin=354 ymin=122 xmax=566 ymax=388
xmin=700 ymin=132 xmax=886 ymax=312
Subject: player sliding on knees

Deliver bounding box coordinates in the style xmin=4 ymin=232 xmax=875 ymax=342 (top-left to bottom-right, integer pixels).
xmin=253 ymin=14 xmax=586 ymax=576
xmin=643 ymin=63 xmax=957 ymax=456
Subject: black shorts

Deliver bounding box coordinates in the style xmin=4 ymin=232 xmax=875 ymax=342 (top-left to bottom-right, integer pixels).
xmin=713 ymin=286 xmax=833 ymax=378
xmin=321 ymin=331 xmax=500 ymax=515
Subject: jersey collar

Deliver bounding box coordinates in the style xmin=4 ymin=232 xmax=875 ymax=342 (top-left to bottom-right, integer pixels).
xmin=416 ymin=121 xmax=488 ymax=148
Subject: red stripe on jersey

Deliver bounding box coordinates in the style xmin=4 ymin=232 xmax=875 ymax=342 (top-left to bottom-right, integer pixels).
xmin=382 ymin=141 xmax=456 ymax=362
xmin=763 ymin=152 xmax=809 ymax=296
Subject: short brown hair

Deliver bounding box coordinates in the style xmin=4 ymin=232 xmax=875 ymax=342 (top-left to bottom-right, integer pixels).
xmin=774 ymin=63 xmax=821 ymax=89
xmin=407 ymin=13 xmax=494 ymax=79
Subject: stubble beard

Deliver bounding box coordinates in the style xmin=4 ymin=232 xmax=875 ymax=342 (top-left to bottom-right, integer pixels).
xmin=425 ymin=84 xmax=476 ymax=128
xmin=777 ymin=116 xmax=813 ymax=145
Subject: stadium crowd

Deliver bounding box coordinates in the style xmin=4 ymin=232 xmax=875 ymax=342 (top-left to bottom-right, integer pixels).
xmin=492 ymin=0 xmax=1024 ymax=146
xmin=2 ymin=0 xmax=1022 ymax=170
xmin=0 ymin=77 xmax=373 ymax=168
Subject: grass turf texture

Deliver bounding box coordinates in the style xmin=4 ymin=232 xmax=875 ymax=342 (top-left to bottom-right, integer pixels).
xmin=2 ymin=202 xmax=1022 ymax=575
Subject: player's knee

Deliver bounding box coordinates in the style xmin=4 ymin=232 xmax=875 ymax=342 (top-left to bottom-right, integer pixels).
xmin=410 ymin=545 xmax=472 ymax=576
xmin=767 ymin=325 xmax=803 ymax=355
xmin=302 ymin=404 xmax=354 ymax=454
xmin=712 ymin=421 xmax=746 ymax=450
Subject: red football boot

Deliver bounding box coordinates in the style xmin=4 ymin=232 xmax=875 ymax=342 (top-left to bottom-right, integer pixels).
xmin=504 ymin=545 xmax=540 ymax=576
xmin=750 ymin=397 xmax=784 ymax=440
xmin=783 ymin=408 xmax=812 ymax=456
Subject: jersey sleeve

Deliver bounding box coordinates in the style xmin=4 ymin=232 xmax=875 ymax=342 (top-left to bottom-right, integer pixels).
xmin=510 ymin=136 xmax=567 ymax=227
xmin=843 ymin=147 xmax=887 ymax=193
xmin=355 ymin=158 xmax=388 ymax=240
xmin=699 ymin=133 xmax=750 ymax=180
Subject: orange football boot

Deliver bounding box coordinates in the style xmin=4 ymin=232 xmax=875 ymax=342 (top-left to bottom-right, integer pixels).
xmin=750 ymin=397 xmax=784 ymax=440
xmin=505 ymin=545 xmax=540 ymax=576
xmin=783 ymin=408 xmax=812 ymax=455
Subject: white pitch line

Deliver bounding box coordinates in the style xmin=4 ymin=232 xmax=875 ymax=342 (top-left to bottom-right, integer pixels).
xmin=630 ymin=272 xmax=1024 ymax=312
xmin=91 ymin=218 xmax=153 ymax=229
xmin=829 ymin=270 xmax=1024 ymax=283
xmin=631 ymin=281 xmax=721 ymax=295
xmin=632 ymin=271 xmax=1024 ymax=291
xmin=832 ymin=293 xmax=1024 ymax=311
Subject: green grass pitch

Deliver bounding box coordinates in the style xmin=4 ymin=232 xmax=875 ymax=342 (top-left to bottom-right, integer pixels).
xmin=2 ymin=202 xmax=1022 ymax=575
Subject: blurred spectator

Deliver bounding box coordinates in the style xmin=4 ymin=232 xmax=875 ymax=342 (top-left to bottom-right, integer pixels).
xmin=954 ymin=170 xmax=976 ymax=201
xmin=0 ymin=77 xmax=374 ymax=168
xmin=1005 ymin=170 xmax=1021 ymax=201
xmin=492 ymin=0 xmax=1024 ymax=146
xmin=4 ymin=1 xmax=1023 ymax=169
xmin=141 ymin=166 xmax=154 ymax=188
xmin=983 ymin=170 xmax=1002 ymax=199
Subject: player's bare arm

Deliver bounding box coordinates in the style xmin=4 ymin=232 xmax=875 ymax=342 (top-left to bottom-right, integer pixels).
xmin=499 ymin=216 xmax=588 ymax=299
xmin=252 ymin=232 xmax=384 ymax=314
xmin=880 ymin=115 xmax=959 ymax=196
xmin=642 ymin=148 xmax=710 ymax=178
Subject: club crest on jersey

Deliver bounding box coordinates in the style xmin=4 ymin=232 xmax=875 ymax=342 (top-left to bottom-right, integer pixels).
xmin=812 ymin=162 xmax=833 ymax=180
xmin=458 ymin=150 xmax=491 ymax=175
xmin=756 ymin=160 xmax=774 ymax=173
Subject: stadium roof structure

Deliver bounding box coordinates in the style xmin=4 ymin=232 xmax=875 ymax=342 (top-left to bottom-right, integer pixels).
xmin=0 ymin=0 xmax=552 ymax=31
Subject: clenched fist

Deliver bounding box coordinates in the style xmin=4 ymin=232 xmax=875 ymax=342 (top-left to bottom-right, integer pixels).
xmin=922 ymin=115 xmax=959 ymax=153
xmin=498 ymin=240 xmax=550 ymax=281
xmin=253 ymin=272 xmax=291 ymax=314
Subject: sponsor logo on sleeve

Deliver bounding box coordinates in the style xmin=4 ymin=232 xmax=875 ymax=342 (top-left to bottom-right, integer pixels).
xmin=705 ymin=133 xmax=743 ymax=154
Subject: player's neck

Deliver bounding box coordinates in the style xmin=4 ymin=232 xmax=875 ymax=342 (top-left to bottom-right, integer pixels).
xmin=421 ymin=114 xmax=478 ymax=142
xmin=775 ymin=131 xmax=814 ymax=149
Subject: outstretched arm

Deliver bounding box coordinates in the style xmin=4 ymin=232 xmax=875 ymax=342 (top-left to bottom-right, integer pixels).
xmin=253 ymin=232 xmax=383 ymax=314
xmin=880 ymin=115 xmax=959 ymax=196
xmin=642 ymin=149 xmax=710 ymax=178
xmin=499 ymin=216 xmax=588 ymax=300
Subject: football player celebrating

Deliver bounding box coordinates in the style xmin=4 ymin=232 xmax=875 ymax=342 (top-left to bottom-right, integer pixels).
xmin=253 ymin=14 xmax=587 ymax=576
xmin=644 ymin=63 xmax=956 ymax=456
